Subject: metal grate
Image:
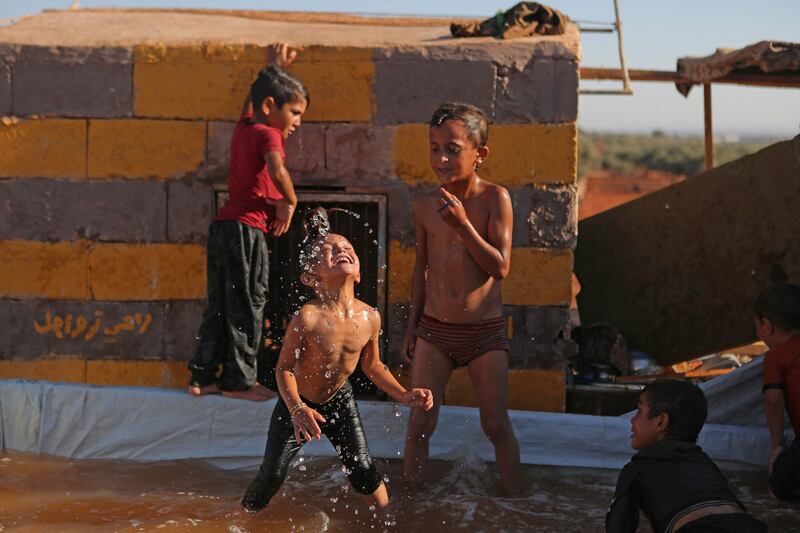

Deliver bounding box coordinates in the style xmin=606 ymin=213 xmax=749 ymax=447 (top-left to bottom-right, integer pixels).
xmin=214 ymin=189 xmax=388 ymax=395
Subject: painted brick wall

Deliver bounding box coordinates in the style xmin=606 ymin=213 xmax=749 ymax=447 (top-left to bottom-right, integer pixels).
xmin=0 ymin=33 xmax=579 ymax=412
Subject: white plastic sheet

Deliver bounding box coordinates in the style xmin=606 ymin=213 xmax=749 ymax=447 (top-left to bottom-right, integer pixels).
xmin=0 ymin=379 xmax=770 ymax=471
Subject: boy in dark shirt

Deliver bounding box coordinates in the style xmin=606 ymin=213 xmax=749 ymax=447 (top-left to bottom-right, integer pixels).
xmin=606 ymin=379 xmax=766 ymax=533
xmin=755 ymin=283 xmax=800 ymax=501
xmin=188 ymin=44 xmax=308 ymax=401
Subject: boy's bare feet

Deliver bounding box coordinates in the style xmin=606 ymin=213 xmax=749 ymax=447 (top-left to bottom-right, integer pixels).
xmin=221 ymin=382 xmax=276 ymax=402
xmin=188 ymin=383 xmax=221 ymax=396
xmin=188 ymin=382 xmax=276 ymax=401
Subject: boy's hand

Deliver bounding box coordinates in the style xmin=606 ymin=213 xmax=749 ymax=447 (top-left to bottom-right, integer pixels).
xmin=401 ymin=331 xmax=417 ymax=366
xmin=402 ymin=388 xmax=433 ymax=411
xmin=292 ymin=406 xmax=326 ymax=442
xmin=769 ymin=445 xmax=786 ymax=474
xmin=266 ymin=199 xmax=296 ymax=236
xmin=437 ymin=188 xmax=469 ymax=229
xmin=266 ymin=43 xmax=298 ymax=69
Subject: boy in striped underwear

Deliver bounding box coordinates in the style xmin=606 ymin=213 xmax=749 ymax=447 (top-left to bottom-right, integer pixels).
xmin=401 ymin=102 xmax=522 ymax=495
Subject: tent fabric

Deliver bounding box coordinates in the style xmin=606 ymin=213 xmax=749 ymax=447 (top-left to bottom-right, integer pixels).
xmin=0 ymin=379 xmax=771 ymax=471
xmin=676 ymin=40 xmax=800 ymax=96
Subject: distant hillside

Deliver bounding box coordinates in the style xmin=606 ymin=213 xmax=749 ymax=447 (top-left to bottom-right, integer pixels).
xmin=579 ymin=131 xmax=782 ymax=177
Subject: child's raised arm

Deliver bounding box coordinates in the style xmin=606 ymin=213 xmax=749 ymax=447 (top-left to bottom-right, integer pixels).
xmin=438 ymin=185 xmax=513 ymax=280
xmin=362 ymin=308 xmax=433 ymax=411
xmin=275 ymin=312 xmax=326 ymax=442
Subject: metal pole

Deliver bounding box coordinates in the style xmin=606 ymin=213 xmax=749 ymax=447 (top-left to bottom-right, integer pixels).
xmin=703 ymin=83 xmax=713 ymax=170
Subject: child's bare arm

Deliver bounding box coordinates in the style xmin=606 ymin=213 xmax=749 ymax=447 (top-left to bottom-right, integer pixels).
xmin=402 ymin=200 xmax=428 ymax=364
xmin=276 ymin=314 xmax=326 ymax=441
xmin=362 ymin=310 xmax=433 ymax=410
xmin=438 ymin=186 xmax=513 ymax=279
xmin=264 ymin=151 xmax=298 ymax=236
xmin=764 ymin=389 xmax=787 ymax=452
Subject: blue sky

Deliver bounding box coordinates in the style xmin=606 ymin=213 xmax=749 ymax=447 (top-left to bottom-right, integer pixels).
xmin=2 ymin=0 xmax=798 ymax=136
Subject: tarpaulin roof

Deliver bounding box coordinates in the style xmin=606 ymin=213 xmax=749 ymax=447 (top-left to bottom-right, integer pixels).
xmin=676 ymin=40 xmax=800 ymax=96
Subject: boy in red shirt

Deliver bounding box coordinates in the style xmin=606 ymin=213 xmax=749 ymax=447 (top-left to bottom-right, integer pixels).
xmin=188 ymin=44 xmax=308 ymax=401
xmin=755 ymin=283 xmax=800 ymax=500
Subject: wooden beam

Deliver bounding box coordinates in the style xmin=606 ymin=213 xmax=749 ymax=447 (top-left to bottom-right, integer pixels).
xmin=581 ymin=67 xmax=800 ymax=88
xmin=704 ymin=83 xmax=713 ymax=171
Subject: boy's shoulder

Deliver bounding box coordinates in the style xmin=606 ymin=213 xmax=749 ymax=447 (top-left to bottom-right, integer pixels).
xmin=475 ymin=178 xmax=511 ymax=203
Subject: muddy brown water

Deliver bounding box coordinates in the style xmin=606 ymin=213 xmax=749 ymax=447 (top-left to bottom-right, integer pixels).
xmin=0 ymin=451 xmax=797 ymax=532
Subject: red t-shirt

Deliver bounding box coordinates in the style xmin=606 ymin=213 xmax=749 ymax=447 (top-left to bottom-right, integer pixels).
xmin=215 ymin=112 xmax=285 ymax=233
xmin=762 ymin=334 xmax=800 ymax=435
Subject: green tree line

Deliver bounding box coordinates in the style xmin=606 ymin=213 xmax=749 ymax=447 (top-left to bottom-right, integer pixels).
xmin=579 ymin=131 xmax=781 ymax=177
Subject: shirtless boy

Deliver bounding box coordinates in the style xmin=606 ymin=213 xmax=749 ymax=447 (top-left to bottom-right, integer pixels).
xmin=402 ymin=102 xmax=522 ymax=495
xmin=242 ymin=208 xmax=433 ymax=513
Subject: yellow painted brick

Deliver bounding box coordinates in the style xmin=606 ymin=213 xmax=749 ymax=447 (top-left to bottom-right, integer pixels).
xmin=136 ymin=44 xmax=264 ymax=64
xmin=0 ymin=118 xmax=86 ymax=178
xmin=0 ymin=240 xmax=89 ymax=299
xmin=89 ymin=243 xmax=205 ymax=301
xmin=482 ymin=124 xmax=577 ymax=185
xmin=394 ymin=123 xmax=577 ymax=187
xmin=288 ymin=60 xmax=374 ymax=122
xmin=295 ymin=46 xmax=374 ymax=63
xmin=86 ymin=359 xmax=189 ymax=388
xmin=503 ymin=248 xmax=573 ymax=306
xmin=394 ymin=124 xmax=437 ymax=186
xmin=444 ymin=368 xmax=564 ymax=412
xmin=388 ymin=240 xmax=415 ymax=304
xmin=0 ymin=358 xmax=87 ymax=383
xmin=133 ymin=47 xmax=256 ymax=119
xmin=88 ymin=120 xmax=205 ymax=179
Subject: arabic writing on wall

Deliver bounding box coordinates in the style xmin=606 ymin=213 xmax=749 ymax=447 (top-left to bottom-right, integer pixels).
xmin=34 ymin=309 xmax=153 ymax=344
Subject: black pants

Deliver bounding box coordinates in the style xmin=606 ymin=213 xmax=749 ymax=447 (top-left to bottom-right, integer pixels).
xmin=188 ymin=220 xmax=269 ymax=391
xmin=679 ymin=513 xmax=767 ymax=532
xmin=241 ymin=381 xmax=383 ymax=512
xmin=769 ymin=436 xmax=800 ymax=502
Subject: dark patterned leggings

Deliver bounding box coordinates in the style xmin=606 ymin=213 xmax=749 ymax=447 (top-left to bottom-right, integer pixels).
xmin=241 ymin=381 xmax=383 ymax=512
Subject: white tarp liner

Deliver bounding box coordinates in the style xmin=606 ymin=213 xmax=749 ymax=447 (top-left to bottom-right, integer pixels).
xmin=0 ymin=377 xmax=771 ymax=471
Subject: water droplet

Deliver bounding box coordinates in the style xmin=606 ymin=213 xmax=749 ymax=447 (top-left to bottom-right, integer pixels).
xmin=664 ymin=203 xmax=670 ymax=210
xmin=299 ymin=465 xmax=306 ymax=471
xmin=325 ymin=370 xmax=332 ymax=378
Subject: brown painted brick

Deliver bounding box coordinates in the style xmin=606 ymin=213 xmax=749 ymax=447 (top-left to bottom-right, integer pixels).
xmin=505 ymin=305 xmax=575 ymax=371
xmin=374 ymin=60 xmax=495 ymax=124
xmin=167 ymin=180 xmax=214 ymax=243
xmin=0 ymin=60 xmax=10 ymax=115
xmin=164 ymin=300 xmax=205 ymax=360
xmin=387 ymin=184 xmax=415 ymax=244
xmin=495 ymin=58 xmax=562 ymax=124
xmin=12 ymin=46 xmax=133 ymax=117
xmin=0 ymin=118 xmax=87 ymax=178
xmin=208 ymin=121 xmax=326 ymax=183
xmin=2 ymin=300 xmax=165 ymax=359
xmin=206 ymin=120 xmax=235 ymax=179
xmin=284 ymin=124 xmax=326 ymax=181
xmin=0 ymin=180 xmax=167 ymax=242
xmin=324 ymin=124 xmax=395 ymax=183
xmin=510 ymin=185 xmax=577 ymax=248
xmin=555 ymin=60 xmax=579 ymax=123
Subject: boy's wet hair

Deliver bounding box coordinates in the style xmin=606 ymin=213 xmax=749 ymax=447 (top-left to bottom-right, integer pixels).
xmin=251 ymin=65 xmax=310 ymax=111
xmin=430 ymin=102 xmax=489 ymax=148
xmin=642 ymin=379 xmax=707 ymax=443
xmin=298 ymin=207 xmax=330 ymax=274
xmin=754 ymin=283 xmax=800 ymax=333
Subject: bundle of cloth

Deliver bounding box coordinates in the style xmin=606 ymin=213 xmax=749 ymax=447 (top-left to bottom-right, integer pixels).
xmin=451 ymin=2 xmax=568 ymax=39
